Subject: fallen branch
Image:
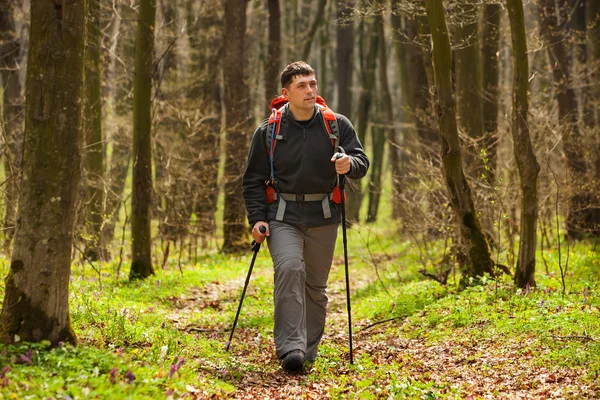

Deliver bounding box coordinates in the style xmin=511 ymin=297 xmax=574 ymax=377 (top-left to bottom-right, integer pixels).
xmin=359 ymin=316 xmax=405 ymax=332
xmin=551 ymin=334 xmax=598 ymax=343
xmin=181 ymin=323 xmax=229 ymax=334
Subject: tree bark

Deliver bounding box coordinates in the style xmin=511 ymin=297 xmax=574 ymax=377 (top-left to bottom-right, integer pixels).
xmin=222 ymin=0 xmax=251 ymax=253
xmin=481 ymin=4 xmax=501 ymax=184
xmin=507 ymin=0 xmax=540 ymax=288
xmin=0 ymin=0 xmax=24 ymax=250
xmin=424 ymin=0 xmax=495 ymax=279
xmin=536 ymin=0 xmax=590 ymax=238
xmin=0 ymin=0 xmax=86 ymax=345
xmin=83 ymin=0 xmax=106 ymax=261
xmin=130 ymin=0 xmax=157 ymax=279
xmin=265 ymin=0 xmax=281 ymax=110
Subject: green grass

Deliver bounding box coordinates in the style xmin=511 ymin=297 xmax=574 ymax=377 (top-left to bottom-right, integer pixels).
xmin=0 ymin=220 xmax=599 ymax=398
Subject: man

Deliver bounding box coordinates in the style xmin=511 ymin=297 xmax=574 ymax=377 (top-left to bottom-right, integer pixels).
xmin=242 ymin=61 xmax=369 ymax=372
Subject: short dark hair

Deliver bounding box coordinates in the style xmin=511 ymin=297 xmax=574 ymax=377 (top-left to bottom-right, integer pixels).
xmin=280 ymin=61 xmax=315 ymax=89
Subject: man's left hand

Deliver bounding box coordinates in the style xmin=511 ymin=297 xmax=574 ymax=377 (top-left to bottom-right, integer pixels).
xmin=331 ymin=153 xmax=351 ymax=175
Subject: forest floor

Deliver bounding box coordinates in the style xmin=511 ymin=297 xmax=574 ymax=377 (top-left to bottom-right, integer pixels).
xmin=0 ymin=224 xmax=599 ymax=399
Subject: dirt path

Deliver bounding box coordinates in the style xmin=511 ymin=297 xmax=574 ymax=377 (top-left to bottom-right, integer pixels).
xmin=168 ymin=274 xmax=598 ymax=399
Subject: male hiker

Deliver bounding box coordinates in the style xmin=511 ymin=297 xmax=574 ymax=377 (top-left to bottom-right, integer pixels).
xmin=242 ymin=61 xmax=369 ymax=372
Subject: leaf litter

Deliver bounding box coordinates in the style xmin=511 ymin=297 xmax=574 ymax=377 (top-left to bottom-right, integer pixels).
xmin=163 ymin=266 xmax=599 ymax=399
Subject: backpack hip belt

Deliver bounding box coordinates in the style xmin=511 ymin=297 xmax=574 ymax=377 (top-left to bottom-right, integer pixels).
xmin=273 ymin=192 xmax=333 ymax=221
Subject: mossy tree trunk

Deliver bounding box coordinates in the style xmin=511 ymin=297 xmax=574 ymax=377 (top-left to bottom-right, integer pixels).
xmin=507 ymin=0 xmax=541 ymax=288
xmin=222 ymin=0 xmax=251 ymax=253
xmin=265 ymin=0 xmax=281 ymax=110
xmin=424 ymin=0 xmax=495 ymax=279
xmin=481 ymin=4 xmax=501 ymax=185
xmin=83 ymin=0 xmax=106 ymax=261
xmin=0 ymin=0 xmax=86 ymax=345
xmin=536 ymin=0 xmax=590 ymax=239
xmin=0 ymin=0 xmax=24 ymax=250
xmin=130 ymin=0 xmax=157 ymax=279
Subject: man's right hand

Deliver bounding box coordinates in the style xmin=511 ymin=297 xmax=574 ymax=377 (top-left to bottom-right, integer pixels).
xmin=252 ymin=222 xmax=270 ymax=243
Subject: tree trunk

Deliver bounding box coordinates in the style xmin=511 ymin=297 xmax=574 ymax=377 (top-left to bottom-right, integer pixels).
xmin=301 ymin=0 xmax=327 ymax=62
xmin=367 ymin=18 xmax=393 ymax=223
xmin=0 ymin=0 xmax=24 ymax=250
xmin=318 ymin=3 xmax=332 ymax=102
xmin=589 ymin=1 xmax=600 ymax=126
xmin=570 ymin=0 xmax=592 ymax=127
xmin=347 ymin=9 xmax=379 ymax=223
xmin=188 ymin=0 xmax=223 ymax=243
xmin=424 ymin=0 xmax=495 ymax=279
xmin=265 ymin=0 xmax=281 ymax=110
xmin=454 ymin=3 xmax=485 ymax=178
xmin=336 ymin=0 xmax=354 ymax=117
xmin=130 ymin=0 xmax=157 ymax=279
xmin=382 ymin=12 xmax=402 ymax=220
xmin=0 ymin=0 xmax=86 ymax=345
xmin=481 ymin=4 xmax=501 ymax=184
xmin=586 ymin=0 xmax=600 ymax=234
xmin=100 ymin=2 xmax=134 ymax=252
xmin=83 ymin=0 xmax=106 ymax=261
xmin=507 ymin=0 xmax=541 ymax=288
xmin=536 ymin=0 xmax=590 ymax=238
xmin=222 ymin=0 xmax=251 ymax=253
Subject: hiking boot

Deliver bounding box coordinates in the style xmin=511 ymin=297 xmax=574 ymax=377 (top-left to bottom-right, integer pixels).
xmin=281 ymin=350 xmax=304 ymax=373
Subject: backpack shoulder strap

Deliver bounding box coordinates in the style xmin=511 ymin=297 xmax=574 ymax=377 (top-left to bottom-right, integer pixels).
xmin=319 ymin=105 xmax=339 ymax=150
xmin=266 ymin=105 xmax=285 ymax=183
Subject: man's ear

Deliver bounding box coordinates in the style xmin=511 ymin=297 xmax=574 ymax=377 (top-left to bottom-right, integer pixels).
xmin=281 ymin=87 xmax=289 ymax=98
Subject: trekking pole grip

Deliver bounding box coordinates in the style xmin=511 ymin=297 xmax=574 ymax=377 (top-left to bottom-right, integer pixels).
xmin=335 ymin=151 xmax=347 ymax=188
xmin=251 ymin=225 xmax=267 ymax=250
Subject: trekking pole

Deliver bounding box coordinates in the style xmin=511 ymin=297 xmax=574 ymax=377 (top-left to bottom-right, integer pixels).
xmin=336 ymin=151 xmax=354 ymax=364
xmin=226 ymin=225 xmax=267 ymax=352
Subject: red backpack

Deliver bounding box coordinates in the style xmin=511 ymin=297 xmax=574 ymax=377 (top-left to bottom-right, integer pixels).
xmin=265 ymin=95 xmax=346 ymax=214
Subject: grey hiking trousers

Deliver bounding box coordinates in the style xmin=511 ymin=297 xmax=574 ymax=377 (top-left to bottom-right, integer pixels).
xmin=267 ymin=221 xmax=338 ymax=361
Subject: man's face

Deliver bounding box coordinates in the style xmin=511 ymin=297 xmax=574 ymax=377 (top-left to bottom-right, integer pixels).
xmin=282 ymin=74 xmax=318 ymax=112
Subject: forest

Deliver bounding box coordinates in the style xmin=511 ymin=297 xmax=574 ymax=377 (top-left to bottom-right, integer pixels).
xmin=0 ymin=0 xmax=598 ymax=398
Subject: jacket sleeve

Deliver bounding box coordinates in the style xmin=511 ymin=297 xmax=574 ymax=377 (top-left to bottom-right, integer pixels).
xmin=337 ymin=114 xmax=370 ymax=179
xmin=242 ymin=119 xmax=270 ymax=227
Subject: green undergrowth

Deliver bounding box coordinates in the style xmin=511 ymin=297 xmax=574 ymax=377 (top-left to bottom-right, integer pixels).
xmin=0 ymin=227 xmax=599 ymax=398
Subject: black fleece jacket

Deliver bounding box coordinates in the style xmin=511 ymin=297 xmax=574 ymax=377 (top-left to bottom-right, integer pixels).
xmin=242 ymin=104 xmax=369 ymax=227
